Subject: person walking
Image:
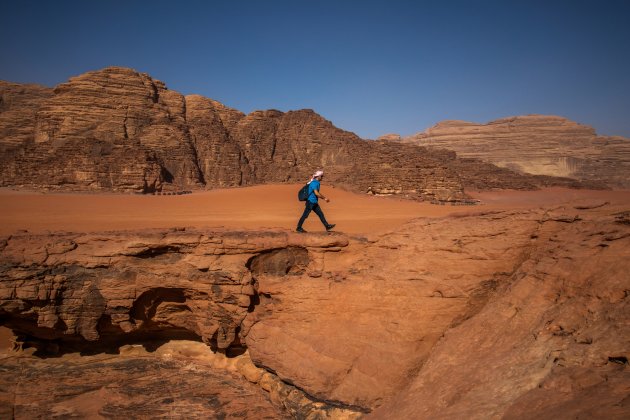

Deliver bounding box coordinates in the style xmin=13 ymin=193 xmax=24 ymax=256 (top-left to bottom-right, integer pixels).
xmin=296 ymin=170 xmax=335 ymax=233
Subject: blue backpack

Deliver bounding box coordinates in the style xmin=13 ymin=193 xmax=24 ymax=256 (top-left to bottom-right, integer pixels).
xmin=298 ymin=183 xmax=310 ymax=201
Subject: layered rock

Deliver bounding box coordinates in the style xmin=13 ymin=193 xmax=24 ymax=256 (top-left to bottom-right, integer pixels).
xmin=245 ymin=210 xmax=542 ymax=408
xmin=0 ymin=81 xmax=53 ymax=149
xmin=0 ymin=228 xmax=347 ymax=352
xmin=2 ymin=201 xmax=628 ymax=417
xmin=184 ymin=94 xmax=245 ymax=187
xmin=451 ymin=157 xmax=604 ymax=191
xmin=401 ymin=115 xmax=630 ymax=188
xmin=371 ymin=203 xmax=630 ymax=419
xmin=0 ymin=344 xmax=285 ymax=419
xmin=1 ymin=68 xmax=204 ymax=192
xmin=375 ymin=133 xmax=401 ymax=141
xmin=1 ymin=68 xmax=590 ymax=200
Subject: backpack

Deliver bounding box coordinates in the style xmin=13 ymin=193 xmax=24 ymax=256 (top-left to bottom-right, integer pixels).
xmin=298 ymin=183 xmax=310 ymax=201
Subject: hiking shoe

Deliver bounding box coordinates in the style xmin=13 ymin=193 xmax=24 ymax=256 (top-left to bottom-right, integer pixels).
xmin=296 ymin=227 xmax=307 ymax=233
xmin=325 ymin=224 xmax=336 ymax=232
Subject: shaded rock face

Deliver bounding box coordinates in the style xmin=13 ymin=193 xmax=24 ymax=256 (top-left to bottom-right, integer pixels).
xmin=402 ymin=115 xmax=630 ymax=188
xmin=1 ymin=67 xmax=588 ymax=201
xmin=1 ymin=202 xmax=629 ymax=417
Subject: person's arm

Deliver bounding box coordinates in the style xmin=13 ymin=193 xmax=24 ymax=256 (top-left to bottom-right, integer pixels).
xmin=314 ymin=189 xmax=330 ymax=202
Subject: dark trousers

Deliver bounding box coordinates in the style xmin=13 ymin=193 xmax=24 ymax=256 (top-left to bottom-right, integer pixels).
xmin=297 ymin=201 xmax=329 ymax=228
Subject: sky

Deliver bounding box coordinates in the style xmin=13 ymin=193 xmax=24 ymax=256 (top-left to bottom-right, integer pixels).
xmin=1 ymin=0 xmax=629 ymax=139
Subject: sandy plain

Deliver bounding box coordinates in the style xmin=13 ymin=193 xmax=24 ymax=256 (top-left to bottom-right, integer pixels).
xmin=2 ymin=184 xmax=629 ymax=236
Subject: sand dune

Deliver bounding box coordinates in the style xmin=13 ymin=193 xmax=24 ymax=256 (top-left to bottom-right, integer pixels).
xmin=2 ymin=185 xmax=630 ymax=236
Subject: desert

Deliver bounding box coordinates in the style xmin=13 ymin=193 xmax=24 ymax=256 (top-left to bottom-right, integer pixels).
xmin=2 ymin=1 xmax=630 ymax=418
xmin=1 ymin=184 xmax=629 ymax=418
xmin=1 ymin=67 xmax=629 ymax=417
xmin=6 ymin=184 xmax=627 ymax=235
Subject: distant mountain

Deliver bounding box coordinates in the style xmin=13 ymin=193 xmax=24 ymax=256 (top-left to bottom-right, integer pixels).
xmin=396 ymin=115 xmax=630 ymax=189
xmin=0 ymin=67 xmax=593 ymax=200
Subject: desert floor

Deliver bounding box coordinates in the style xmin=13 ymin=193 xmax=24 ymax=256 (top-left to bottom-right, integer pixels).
xmin=1 ymin=186 xmax=630 ymax=363
xmin=2 ymin=185 xmax=630 ymax=236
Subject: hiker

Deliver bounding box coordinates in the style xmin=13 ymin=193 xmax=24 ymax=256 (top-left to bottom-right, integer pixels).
xmin=296 ymin=170 xmax=335 ymax=233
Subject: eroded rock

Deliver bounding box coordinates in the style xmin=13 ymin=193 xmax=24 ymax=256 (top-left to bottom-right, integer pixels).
xmin=0 ymin=342 xmax=285 ymax=419
xmin=0 ymin=228 xmax=346 ymax=354
xmin=0 ymin=68 xmax=592 ymax=200
xmin=1 ymin=202 xmax=629 ymax=418
xmin=402 ymin=115 xmax=629 ymax=188
xmin=369 ymin=203 xmax=630 ymax=419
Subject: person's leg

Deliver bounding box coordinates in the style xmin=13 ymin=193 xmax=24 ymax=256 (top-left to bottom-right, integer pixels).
xmin=312 ymin=203 xmax=330 ymax=227
xmin=297 ymin=202 xmax=314 ymax=230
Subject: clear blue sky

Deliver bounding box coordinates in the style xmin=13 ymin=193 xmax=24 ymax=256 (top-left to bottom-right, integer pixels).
xmin=1 ymin=0 xmax=629 ymax=138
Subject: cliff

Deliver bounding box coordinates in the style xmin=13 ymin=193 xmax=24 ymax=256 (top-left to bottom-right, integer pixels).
xmin=0 ymin=68 xmax=589 ymax=201
xmin=401 ymin=115 xmax=630 ymax=188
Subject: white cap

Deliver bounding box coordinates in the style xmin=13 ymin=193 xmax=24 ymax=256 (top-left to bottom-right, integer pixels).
xmin=313 ymin=170 xmax=324 ymax=178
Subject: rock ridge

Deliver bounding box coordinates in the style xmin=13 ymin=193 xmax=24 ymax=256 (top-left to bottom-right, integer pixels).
xmin=0 ymin=67 xmax=591 ymax=201
xmin=401 ymin=114 xmax=630 ymax=188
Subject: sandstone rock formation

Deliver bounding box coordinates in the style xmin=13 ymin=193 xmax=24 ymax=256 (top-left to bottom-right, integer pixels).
xmin=0 ymin=81 xmax=53 ymax=149
xmin=0 ymin=345 xmax=286 ymax=419
xmin=0 ymin=67 xmax=589 ymax=201
xmin=1 ymin=200 xmax=628 ymax=417
xmin=401 ymin=115 xmax=630 ymax=188
xmin=371 ymin=203 xmax=630 ymax=419
xmin=0 ymin=228 xmax=348 ymax=352
xmin=1 ymin=69 xmax=202 ymax=193
xmin=375 ymin=133 xmax=401 ymax=141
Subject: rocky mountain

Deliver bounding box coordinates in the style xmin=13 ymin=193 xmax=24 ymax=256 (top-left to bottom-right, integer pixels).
xmin=1 ymin=199 xmax=628 ymax=417
xmin=397 ymin=115 xmax=630 ymax=188
xmin=0 ymin=67 xmax=589 ymax=201
xmin=0 ymin=69 xmax=204 ymax=193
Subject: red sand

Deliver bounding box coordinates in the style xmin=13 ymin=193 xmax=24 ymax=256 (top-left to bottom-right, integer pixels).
xmin=1 ymin=185 xmax=630 ymax=236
